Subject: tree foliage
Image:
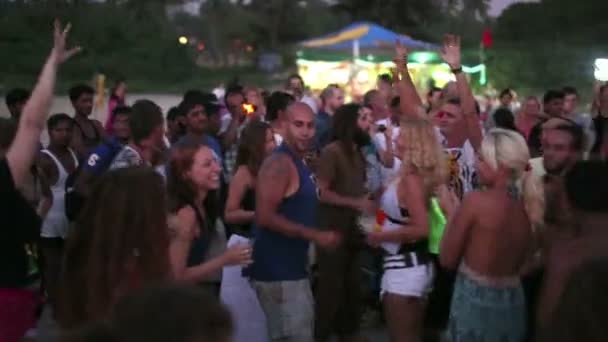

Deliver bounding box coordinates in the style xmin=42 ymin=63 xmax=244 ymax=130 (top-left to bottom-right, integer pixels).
xmin=488 ymin=0 xmax=608 ymax=94
xmin=495 ymin=0 xmax=608 ymax=44
xmin=0 ymin=0 xmax=193 ymax=90
xmin=3 ymin=0 xmax=605 ymax=99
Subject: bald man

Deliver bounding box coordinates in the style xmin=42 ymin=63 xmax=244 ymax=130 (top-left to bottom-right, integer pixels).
xmin=250 ymin=102 xmax=341 ymax=341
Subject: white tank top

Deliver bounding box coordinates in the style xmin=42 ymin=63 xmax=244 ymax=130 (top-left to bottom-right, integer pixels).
xmin=40 ymin=149 xmax=78 ymax=239
xmin=379 ymin=180 xmax=411 ymax=254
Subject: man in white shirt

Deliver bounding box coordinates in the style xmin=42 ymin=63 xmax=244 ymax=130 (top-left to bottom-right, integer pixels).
xmin=372 ymin=119 xmax=400 ymax=186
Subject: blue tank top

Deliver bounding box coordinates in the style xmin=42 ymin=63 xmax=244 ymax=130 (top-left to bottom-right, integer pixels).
xmin=249 ymin=143 xmax=319 ymax=281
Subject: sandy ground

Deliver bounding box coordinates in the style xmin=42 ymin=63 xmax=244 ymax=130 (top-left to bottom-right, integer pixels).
xmin=30 ymin=306 xmax=391 ymax=342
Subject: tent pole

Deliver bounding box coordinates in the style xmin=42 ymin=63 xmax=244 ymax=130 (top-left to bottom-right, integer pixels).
xmin=353 ymin=39 xmax=360 ymax=60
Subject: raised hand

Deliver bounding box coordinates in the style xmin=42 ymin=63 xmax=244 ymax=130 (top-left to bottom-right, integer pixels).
xmin=51 ymin=19 xmax=81 ymax=64
xmin=440 ymin=34 xmax=461 ymax=70
xmin=395 ymin=39 xmax=408 ymax=60
xmin=393 ymin=39 xmax=408 ymax=69
xmin=384 ymin=120 xmax=394 ymax=140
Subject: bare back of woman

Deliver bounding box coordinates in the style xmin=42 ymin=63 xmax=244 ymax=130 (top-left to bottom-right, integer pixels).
xmin=440 ymin=128 xmax=542 ymax=342
xmin=464 ymin=190 xmax=532 ymax=278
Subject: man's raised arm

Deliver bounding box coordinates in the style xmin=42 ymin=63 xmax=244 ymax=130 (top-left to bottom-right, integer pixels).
xmin=441 ymin=34 xmax=483 ymax=150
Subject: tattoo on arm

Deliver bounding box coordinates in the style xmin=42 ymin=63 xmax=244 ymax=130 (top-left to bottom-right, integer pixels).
xmin=260 ymin=154 xmax=291 ymax=180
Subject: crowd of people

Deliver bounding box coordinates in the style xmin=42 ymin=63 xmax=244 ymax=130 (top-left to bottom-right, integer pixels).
xmin=2 ymin=21 xmax=608 ymax=342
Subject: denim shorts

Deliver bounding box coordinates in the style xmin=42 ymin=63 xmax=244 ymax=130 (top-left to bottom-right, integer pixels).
xmin=252 ymin=279 xmax=314 ymax=342
xmin=449 ymin=271 xmax=526 ymax=342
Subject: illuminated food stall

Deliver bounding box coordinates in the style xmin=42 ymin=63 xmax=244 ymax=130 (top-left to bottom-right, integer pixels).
xmin=297 ymin=22 xmax=486 ymax=97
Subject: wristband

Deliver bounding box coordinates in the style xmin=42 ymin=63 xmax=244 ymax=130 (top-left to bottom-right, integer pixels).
xmin=451 ymin=66 xmax=463 ymax=74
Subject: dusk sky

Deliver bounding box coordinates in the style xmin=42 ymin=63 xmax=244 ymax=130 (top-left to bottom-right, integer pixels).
xmin=490 ymin=0 xmax=521 ymax=16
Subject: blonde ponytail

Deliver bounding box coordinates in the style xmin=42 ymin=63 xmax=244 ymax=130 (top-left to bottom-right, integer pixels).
xmin=521 ymin=168 xmax=545 ymax=231
xmin=481 ymin=128 xmax=545 ymax=230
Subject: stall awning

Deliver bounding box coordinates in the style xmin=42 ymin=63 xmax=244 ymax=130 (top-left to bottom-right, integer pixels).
xmin=299 ymin=22 xmax=438 ymax=52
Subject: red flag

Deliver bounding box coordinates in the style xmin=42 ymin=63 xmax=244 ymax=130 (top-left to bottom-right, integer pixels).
xmin=482 ymin=28 xmax=493 ymax=49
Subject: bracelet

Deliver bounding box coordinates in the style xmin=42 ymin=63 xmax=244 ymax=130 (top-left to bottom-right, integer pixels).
xmin=451 ymin=66 xmax=463 ymax=74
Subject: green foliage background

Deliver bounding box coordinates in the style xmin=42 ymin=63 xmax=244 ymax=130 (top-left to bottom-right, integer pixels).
xmin=486 ymin=0 xmax=608 ymax=97
xmin=0 ymin=0 xmax=606 ymax=96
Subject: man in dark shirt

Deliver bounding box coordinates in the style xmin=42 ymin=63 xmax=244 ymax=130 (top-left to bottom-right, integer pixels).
xmin=175 ymin=98 xmax=223 ymax=160
xmin=591 ymin=84 xmax=608 ymax=158
xmin=0 ymin=120 xmax=41 ymax=288
xmin=537 ymin=161 xmax=608 ymax=328
xmin=0 ymin=20 xmax=79 ymax=341
xmin=4 ymin=88 xmax=30 ymax=121
xmin=251 ymin=103 xmax=341 ymax=341
xmin=315 ymin=104 xmax=375 ymax=341
xmin=527 ymin=90 xmax=565 ymax=157
xmin=315 ymin=84 xmax=344 ymax=149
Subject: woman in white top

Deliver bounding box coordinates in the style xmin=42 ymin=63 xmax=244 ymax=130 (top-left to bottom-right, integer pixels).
xmin=366 ymin=118 xmax=449 ymax=342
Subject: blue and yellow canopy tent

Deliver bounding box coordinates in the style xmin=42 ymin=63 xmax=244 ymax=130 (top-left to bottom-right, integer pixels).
xmin=299 ymin=21 xmax=437 ymax=56
xmin=296 ymin=22 xmax=486 ymax=91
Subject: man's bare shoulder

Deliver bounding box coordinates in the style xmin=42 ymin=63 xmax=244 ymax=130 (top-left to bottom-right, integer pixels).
xmin=259 ymin=152 xmax=295 ymax=180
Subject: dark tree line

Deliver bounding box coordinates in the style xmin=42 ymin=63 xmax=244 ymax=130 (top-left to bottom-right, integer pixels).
xmin=3 ymin=0 xmax=605 ymax=93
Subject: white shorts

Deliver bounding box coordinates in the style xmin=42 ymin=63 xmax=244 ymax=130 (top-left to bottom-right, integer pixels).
xmin=381 ymin=263 xmax=434 ymax=298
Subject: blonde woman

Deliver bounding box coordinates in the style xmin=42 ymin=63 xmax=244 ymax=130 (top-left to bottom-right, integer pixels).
xmin=440 ymin=128 xmax=543 ymax=342
xmin=366 ymin=118 xmax=449 ymax=342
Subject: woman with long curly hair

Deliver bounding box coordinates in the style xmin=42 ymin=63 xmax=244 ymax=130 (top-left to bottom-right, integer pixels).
xmin=224 ymin=121 xmax=276 ymax=237
xmin=365 ymin=117 xmax=449 ymax=342
xmin=440 ymin=128 xmax=543 ymax=342
xmin=166 ymin=140 xmax=252 ymax=287
xmin=58 ymin=167 xmax=170 ymax=330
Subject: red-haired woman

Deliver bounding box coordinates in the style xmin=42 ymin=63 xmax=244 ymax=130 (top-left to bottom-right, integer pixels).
xmin=166 ymin=140 xmax=252 ymax=286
